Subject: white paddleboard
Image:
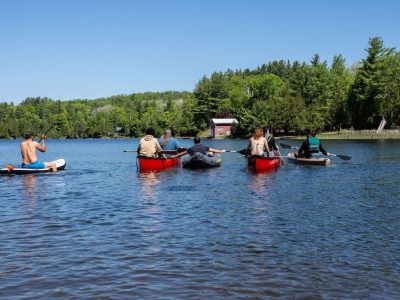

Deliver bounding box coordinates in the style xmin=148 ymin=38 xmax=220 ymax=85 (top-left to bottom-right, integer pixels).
xmin=0 ymin=159 xmax=66 ymax=175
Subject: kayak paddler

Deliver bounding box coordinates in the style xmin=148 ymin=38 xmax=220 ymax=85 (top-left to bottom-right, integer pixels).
xmin=20 ymin=132 xmax=57 ymax=171
xmin=295 ymin=130 xmax=329 ymax=158
xmin=187 ymin=136 xmax=225 ymax=156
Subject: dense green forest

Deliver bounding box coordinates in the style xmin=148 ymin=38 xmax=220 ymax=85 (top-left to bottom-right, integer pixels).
xmin=0 ymin=37 xmax=399 ymax=139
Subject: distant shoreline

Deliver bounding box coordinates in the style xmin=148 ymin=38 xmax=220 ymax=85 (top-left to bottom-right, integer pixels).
xmin=2 ymin=130 xmax=400 ymax=140
xmin=279 ymin=130 xmax=400 ymax=140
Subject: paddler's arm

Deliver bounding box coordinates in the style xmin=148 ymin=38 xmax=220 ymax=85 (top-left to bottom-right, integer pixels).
xmin=245 ymin=140 xmax=251 ymax=156
xmin=155 ymin=140 xmax=166 ymax=158
xmin=298 ymin=141 xmax=306 ymax=155
xmin=36 ymin=135 xmax=46 ymax=152
xmin=209 ymin=148 xmax=225 ymax=153
xmin=319 ymin=143 xmax=328 ymax=155
xmin=264 ymin=138 xmax=270 ymax=153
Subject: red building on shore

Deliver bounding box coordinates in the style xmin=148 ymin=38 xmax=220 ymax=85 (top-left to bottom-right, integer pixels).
xmin=209 ymin=118 xmax=238 ymax=138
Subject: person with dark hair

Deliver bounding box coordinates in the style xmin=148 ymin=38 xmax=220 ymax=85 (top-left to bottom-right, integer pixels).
xmin=187 ymin=136 xmax=225 ymax=156
xmin=20 ymin=132 xmax=57 ymax=171
xmin=296 ymin=130 xmax=329 ymax=158
xmin=137 ymin=128 xmax=162 ymax=157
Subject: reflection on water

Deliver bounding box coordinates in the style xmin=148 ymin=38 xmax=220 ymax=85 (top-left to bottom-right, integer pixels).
xmin=137 ymin=171 xmax=161 ymax=201
xmin=22 ymin=175 xmax=37 ymax=212
xmin=0 ymin=139 xmax=400 ymax=299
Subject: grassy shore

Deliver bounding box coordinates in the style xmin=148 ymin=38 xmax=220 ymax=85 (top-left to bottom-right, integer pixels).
xmin=284 ymin=130 xmax=400 ymax=140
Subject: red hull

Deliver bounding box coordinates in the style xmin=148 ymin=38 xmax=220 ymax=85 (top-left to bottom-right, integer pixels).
xmin=138 ymin=155 xmax=182 ymax=171
xmin=247 ymin=155 xmax=281 ymax=171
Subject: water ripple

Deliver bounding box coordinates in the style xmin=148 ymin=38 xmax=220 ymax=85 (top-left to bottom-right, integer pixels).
xmin=0 ymin=139 xmax=399 ymax=298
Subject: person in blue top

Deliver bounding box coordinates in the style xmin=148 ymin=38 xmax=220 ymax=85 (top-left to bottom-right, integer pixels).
xmin=159 ymin=129 xmax=181 ymax=151
xmin=187 ymin=136 xmax=225 ymax=156
xmin=296 ymin=130 xmax=328 ymax=158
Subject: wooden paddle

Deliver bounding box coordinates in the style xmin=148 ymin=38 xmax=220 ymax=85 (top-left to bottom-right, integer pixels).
xmin=279 ymin=143 xmax=351 ymax=160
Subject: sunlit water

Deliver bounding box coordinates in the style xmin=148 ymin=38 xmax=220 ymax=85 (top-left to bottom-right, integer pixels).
xmin=1 ymin=138 xmax=399 ymax=298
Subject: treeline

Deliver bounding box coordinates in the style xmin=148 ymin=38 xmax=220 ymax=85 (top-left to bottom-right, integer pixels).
xmin=0 ymin=92 xmax=198 ymax=138
xmin=193 ymin=37 xmax=400 ymax=136
xmin=0 ymin=37 xmax=399 ymax=139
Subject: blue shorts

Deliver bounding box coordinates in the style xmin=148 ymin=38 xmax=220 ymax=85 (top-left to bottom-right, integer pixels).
xmin=22 ymin=161 xmax=46 ymax=169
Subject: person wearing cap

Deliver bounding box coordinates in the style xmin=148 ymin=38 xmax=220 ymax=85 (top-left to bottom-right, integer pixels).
xmin=159 ymin=129 xmax=181 ymax=151
xmin=295 ymin=130 xmax=328 ymax=158
xmin=137 ymin=127 xmax=163 ymax=157
xmin=20 ymin=132 xmax=57 ymax=171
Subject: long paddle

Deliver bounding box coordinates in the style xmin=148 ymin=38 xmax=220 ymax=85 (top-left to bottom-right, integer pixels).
xmin=280 ymin=143 xmax=351 ymax=161
xmin=124 ymin=149 xmax=181 ymax=155
xmin=38 ymin=121 xmax=59 ymax=143
xmin=267 ymin=134 xmax=286 ymax=165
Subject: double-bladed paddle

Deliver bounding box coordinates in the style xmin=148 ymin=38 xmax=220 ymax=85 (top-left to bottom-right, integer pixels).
xmin=279 ymin=143 xmax=352 ymax=161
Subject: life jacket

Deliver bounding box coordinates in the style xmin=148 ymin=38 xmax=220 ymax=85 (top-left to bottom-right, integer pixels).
xmin=308 ymin=136 xmax=320 ymax=151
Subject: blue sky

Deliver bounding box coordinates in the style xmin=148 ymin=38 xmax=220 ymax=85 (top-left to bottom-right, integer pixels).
xmin=1 ymin=0 xmax=399 ymax=103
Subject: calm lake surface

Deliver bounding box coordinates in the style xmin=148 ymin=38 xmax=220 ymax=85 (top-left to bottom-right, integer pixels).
xmin=1 ymin=138 xmax=399 ymax=299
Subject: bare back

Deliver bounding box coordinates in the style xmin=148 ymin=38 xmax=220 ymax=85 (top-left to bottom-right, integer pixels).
xmin=21 ymin=140 xmax=40 ymax=164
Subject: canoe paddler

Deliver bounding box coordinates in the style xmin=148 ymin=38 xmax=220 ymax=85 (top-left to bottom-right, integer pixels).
xmin=20 ymin=132 xmax=57 ymax=171
xmin=295 ymin=130 xmax=329 ymax=158
xmin=138 ymin=128 xmax=163 ymax=157
xmin=246 ymin=127 xmax=270 ymax=157
xmin=159 ymin=129 xmax=182 ymax=151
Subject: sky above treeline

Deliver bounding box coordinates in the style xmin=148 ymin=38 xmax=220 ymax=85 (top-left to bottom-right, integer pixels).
xmin=1 ymin=0 xmax=399 ymax=103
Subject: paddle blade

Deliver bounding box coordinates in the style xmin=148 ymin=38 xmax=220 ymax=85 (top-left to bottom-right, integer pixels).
xmin=337 ymin=154 xmax=352 ymax=161
xmin=177 ymin=147 xmax=187 ymax=153
xmin=279 ymin=143 xmax=293 ymax=149
xmin=238 ymin=149 xmax=247 ymax=155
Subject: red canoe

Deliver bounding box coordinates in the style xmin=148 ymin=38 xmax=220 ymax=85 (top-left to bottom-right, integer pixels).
xmin=247 ymin=154 xmax=281 ymax=171
xmin=137 ymin=153 xmax=185 ymax=171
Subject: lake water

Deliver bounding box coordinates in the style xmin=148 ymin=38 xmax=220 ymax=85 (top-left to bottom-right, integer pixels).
xmin=1 ymin=138 xmax=399 ymax=298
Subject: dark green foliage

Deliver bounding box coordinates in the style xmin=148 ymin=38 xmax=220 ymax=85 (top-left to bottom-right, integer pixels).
xmin=348 ymin=37 xmax=396 ymax=129
xmin=0 ymin=37 xmax=399 ymax=139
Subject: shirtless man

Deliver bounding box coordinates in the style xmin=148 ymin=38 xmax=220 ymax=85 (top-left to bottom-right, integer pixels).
xmin=21 ymin=132 xmax=57 ymax=171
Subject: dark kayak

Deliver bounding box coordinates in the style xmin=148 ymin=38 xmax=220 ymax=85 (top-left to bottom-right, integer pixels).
xmin=0 ymin=159 xmax=66 ymax=175
xmin=182 ymin=153 xmax=221 ymax=169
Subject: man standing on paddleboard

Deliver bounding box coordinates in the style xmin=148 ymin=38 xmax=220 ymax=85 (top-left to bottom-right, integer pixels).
xmin=20 ymin=132 xmax=57 ymax=171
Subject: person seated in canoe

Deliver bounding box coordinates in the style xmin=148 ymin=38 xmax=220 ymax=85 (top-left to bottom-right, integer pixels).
xmin=246 ymin=127 xmax=270 ymax=157
xmin=137 ymin=127 xmax=163 ymax=157
xmin=159 ymin=129 xmax=183 ymax=152
xmin=21 ymin=132 xmax=57 ymax=171
xmin=266 ymin=130 xmax=279 ymax=157
xmin=187 ymin=136 xmax=225 ymax=156
xmin=295 ymin=130 xmax=328 ymax=158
